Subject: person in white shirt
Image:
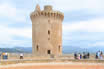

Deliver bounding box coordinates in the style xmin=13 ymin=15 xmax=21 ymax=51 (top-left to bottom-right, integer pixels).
xmin=20 ymin=53 xmax=23 ymax=59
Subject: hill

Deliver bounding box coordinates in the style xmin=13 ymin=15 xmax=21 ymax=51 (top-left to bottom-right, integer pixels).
xmin=0 ymin=46 xmax=104 ymax=54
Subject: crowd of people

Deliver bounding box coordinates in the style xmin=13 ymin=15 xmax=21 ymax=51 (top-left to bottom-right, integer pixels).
xmin=0 ymin=51 xmax=103 ymax=60
xmin=74 ymin=51 xmax=103 ymax=60
xmin=96 ymin=51 xmax=103 ymax=59
xmin=0 ymin=52 xmax=9 ymax=60
xmin=0 ymin=52 xmax=24 ymax=60
xmin=74 ymin=52 xmax=90 ymax=59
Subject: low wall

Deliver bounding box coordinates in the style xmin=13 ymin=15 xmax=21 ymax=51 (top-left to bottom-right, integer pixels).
xmin=0 ymin=58 xmax=104 ymax=65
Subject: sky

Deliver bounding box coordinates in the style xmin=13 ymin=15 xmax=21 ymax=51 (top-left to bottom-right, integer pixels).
xmin=0 ymin=0 xmax=104 ymax=48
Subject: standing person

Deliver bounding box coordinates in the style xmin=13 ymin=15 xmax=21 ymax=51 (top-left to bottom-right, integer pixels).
xmin=5 ymin=53 xmax=8 ymax=59
xmin=2 ymin=52 xmax=8 ymax=60
xmin=96 ymin=52 xmax=98 ymax=59
xmin=83 ymin=52 xmax=85 ymax=59
xmin=74 ymin=52 xmax=77 ymax=59
xmin=87 ymin=52 xmax=90 ymax=59
xmin=84 ymin=53 xmax=87 ymax=59
xmin=20 ymin=53 xmax=24 ymax=59
xmin=98 ymin=51 xmax=100 ymax=59
xmin=0 ymin=52 xmax=2 ymax=60
xmin=78 ymin=53 xmax=80 ymax=59
xmin=100 ymin=51 xmax=103 ymax=59
xmin=80 ymin=53 xmax=82 ymax=59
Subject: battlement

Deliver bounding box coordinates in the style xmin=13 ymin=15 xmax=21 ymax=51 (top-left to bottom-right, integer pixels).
xmin=30 ymin=5 xmax=64 ymax=21
xmin=44 ymin=5 xmax=52 ymax=11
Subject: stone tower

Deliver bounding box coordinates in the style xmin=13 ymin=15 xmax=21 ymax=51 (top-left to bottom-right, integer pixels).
xmin=30 ymin=5 xmax=64 ymax=56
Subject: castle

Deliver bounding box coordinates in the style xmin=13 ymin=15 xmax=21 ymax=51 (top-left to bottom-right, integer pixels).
xmin=30 ymin=5 xmax=64 ymax=56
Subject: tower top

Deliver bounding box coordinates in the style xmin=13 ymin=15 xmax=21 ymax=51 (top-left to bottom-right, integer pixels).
xmin=31 ymin=5 xmax=64 ymax=21
xmin=44 ymin=5 xmax=52 ymax=11
xmin=35 ymin=4 xmax=41 ymax=11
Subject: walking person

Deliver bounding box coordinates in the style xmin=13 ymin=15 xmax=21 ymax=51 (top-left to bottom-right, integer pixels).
xmin=20 ymin=53 xmax=24 ymax=59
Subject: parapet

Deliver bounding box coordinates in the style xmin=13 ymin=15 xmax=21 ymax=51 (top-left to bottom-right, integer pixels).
xmin=30 ymin=4 xmax=64 ymax=21
xmin=44 ymin=5 xmax=52 ymax=11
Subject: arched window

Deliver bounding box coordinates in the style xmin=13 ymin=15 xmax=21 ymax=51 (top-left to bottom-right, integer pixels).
xmin=48 ymin=30 xmax=50 ymax=35
xmin=47 ymin=50 xmax=51 ymax=54
xmin=36 ymin=45 xmax=39 ymax=51
xmin=59 ymin=45 xmax=61 ymax=52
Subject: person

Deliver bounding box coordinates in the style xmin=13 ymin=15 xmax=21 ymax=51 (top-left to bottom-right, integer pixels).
xmin=100 ymin=51 xmax=103 ymax=59
xmin=78 ymin=53 xmax=80 ymax=59
xmin=96 ymin=52 xmax=98 ymax=59
xmin=5 ymin=53 xmax=8 ymax=59
xmin=80 ymin=53 xmax=82 ymax=59
xmin=87 ymin=52 xmax=90 ymax=59
xmin=20 ymin=53 xmax=24 ymax=59
xmin=97 ymin=51 xmax=101 ymax=59
xmin=74 ymin=52 xmax=77 ymax=59
xmin=0 ymin=52 xmax=1 ymax=60
xmin=83 ymin=52 xmax=85 ymax=59
xmin=84 ymin=53 xmax=87 ymax=59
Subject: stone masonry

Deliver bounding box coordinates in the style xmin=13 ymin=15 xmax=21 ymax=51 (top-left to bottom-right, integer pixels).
xmin=30 ymin=4 xmax=64 ymax=56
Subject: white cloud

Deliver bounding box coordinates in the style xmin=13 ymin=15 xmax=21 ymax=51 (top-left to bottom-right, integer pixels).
xmin=9 ymin=27 xmax=32 ymax=38
xmin=38 ymin=0 xmax=104 ymax=13
xmin=0 ymin=3 xmax=16 ymax=18
xmin=0 ymin=0 xmax=104 ymax=48
xmin=0 ymin=24 xmax=32 ymax=45
xmin=63 ymin=17 xmax=104 ymax=47
xmin=88 ymin=41 xmax=104 ymax=47
xmin=0 ymin=3 xmax=29 ymax=23
xmin=0 ymin=2 xmax=32 ymax=47
xmin=63 ymin=18 xmax=104 ymax=32
xmin=0 ymin=24 xmax=11 ymax=42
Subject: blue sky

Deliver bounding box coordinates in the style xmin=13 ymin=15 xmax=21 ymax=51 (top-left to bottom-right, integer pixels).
xmin=0 ymin=0 xmax=104 ymax=48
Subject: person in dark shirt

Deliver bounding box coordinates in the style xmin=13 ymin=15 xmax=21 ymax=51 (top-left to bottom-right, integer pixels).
xmin=80 ymin=53 xmax=82 ymax=59
xmin=87 ymin=52 xmax=90 ymax=59
xmin=74 ymin=52 xmax=77 ymax=59
xmin=96 ymin=52 xmax=98 ymax=59
xmin=83 ymin=52 xmax=85 ymax=59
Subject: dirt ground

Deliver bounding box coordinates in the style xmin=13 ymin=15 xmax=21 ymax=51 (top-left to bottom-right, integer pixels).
xmin=0 ymin=63 xmax=104 ymax=69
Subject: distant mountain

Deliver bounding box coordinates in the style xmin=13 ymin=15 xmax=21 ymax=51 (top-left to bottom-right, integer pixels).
xmin=0 ymin=47 xmax=32 ymax=53
xmin=13 ymin=47 xmax=32 ymax=53
xmin=63 ymin=46 xmax=85 ymax=54
xmin=0 ymin=46 xmax=104 ymax=54
xmin=63 ymin=46 xmax=104 ymax=54
xmin=87 ymin=46 xmax=104 ymax=53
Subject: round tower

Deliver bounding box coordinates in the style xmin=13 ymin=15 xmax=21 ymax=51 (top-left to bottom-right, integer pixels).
xmin=30 ymin=5 xmax=64 ymax=56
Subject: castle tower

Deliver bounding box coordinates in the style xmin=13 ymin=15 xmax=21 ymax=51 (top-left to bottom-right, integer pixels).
xmin=30 ymin=5 xmax=64 ymax=56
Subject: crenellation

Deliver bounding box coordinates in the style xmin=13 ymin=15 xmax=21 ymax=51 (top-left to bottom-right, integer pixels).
xmin=31 ymin=11 xmax=64 ymax=21
xmin=44 ymin=5 xmax=52 ymax=11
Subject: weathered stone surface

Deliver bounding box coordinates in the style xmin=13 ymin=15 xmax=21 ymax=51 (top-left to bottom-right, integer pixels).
xmin=30 ymin=5 xmax=64 ymax=56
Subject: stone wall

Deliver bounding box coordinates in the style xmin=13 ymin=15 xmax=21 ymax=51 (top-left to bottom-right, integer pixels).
xmin=30 ymin=5 xmax=64 ymax=56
